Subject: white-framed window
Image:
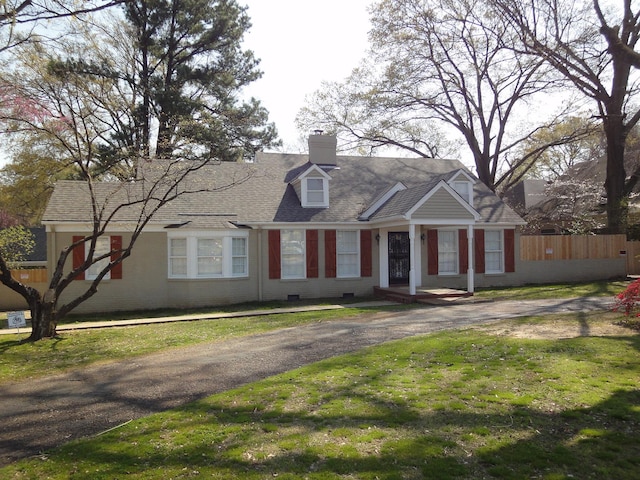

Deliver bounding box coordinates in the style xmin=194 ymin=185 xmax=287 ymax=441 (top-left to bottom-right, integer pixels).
xmin=485 ymin=230 xmax=504 ymax=274
xmin=232 ymin=237 xmax=248 ymax=276
xmin=281 ymin=229 xmax=305 ymax=279
xmin=197 ymin=238 xmax=223 ymax=276
xmin=169 ymin=238 xmax=188 ymax=277
xmin=167 ymin=232 xmax=249 ymax=279
xmin=438 ymin=230 xmax=458 ymax=275
xmin=302 ymin=177 xmax=328 ymax=207
xmin=452 ymin=181 xmax=471 ymax=203
xmin=337 ymin=230 xmax=359 ymax=278
xmin=86 ymin=236 xmax=111 ymax=280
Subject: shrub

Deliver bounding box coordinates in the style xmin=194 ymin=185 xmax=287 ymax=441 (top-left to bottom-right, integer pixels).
xmin=612 ymin=279 xmax=640 ymax=330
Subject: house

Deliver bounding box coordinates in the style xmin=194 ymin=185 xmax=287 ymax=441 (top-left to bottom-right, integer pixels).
xmin=40 ymin=133 xmax=527 ymax=313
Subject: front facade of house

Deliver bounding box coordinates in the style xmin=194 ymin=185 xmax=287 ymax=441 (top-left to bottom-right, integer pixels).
xmin=41 ymin=134 xmax=526 ymax=313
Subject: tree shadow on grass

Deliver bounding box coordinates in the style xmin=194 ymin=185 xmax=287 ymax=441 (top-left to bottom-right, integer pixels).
xmin=34 ymin=377 xmax=640 ymax=480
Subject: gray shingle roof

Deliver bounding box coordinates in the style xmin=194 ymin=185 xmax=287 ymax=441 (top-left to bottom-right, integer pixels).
xmin=42 ymin=153 xmax=524 ymax=227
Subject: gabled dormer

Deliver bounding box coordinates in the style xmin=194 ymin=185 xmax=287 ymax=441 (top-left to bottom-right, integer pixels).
xmin=447 ymin=170 xmax=476 ymax=205
xmin=291 ymin=164 xmax=332 ymax=208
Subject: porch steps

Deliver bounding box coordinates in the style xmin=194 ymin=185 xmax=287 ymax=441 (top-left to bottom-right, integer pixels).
xmin=374 ymin=286 xmax=472 ymax=304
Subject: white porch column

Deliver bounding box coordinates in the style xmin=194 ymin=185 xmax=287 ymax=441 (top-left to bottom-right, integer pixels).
xmin=379 ymin=230 xmax=389 ymax=288
xmin=467 ymin=225 xmax=475 ymax=294
xmin=414 ymin=227 xmax=422 ymax=288
xmin=409 ymin=224 xmax=416 ymax=295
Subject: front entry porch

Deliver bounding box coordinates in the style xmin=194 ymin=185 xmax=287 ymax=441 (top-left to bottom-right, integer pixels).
xmin=373 ymin=285 xmax=472 ymax=304
xmin=377 ymin=224 xmax=476 ymax=298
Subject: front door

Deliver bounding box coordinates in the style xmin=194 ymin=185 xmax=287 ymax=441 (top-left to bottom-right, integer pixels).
xmin=388 ymin=232 xmax=410 ymax=285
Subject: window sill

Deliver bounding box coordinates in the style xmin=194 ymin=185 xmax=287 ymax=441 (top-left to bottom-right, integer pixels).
xmin=168 ymin=276 xmax=249 ymax=281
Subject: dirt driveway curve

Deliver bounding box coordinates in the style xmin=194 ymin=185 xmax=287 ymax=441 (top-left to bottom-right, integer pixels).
xmin=0 ymin=296 xmax=616 ymax=467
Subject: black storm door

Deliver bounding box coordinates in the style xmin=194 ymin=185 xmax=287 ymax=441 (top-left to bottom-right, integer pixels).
xmin=388 ymin=232 xmax=410 ymax=285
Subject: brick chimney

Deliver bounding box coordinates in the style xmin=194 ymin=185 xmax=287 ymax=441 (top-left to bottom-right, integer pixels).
xmin=308 ymin=130 xmax=337 ymax=165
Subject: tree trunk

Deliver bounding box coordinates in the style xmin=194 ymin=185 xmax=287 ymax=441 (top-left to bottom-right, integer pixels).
xmin=603 ymin=128 xmax=628 ymax=234
xmin=28 ymin=290 xmax=58 ymax=341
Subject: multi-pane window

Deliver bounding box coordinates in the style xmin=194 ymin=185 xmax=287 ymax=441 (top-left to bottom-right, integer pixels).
xmin=452 ymin=181 xmax=471 ymax=203
xmin=232 ymin=238 xmax=248 ymax=276
xmin=197 ymin=238 xmax=223 ymax=276
xmin=169 ymin=238 xmax=188 ymax=277
xmin=337 ymin=230 xmax=359 ymax=277
xmin=306 ymin=178 xmax=325 ymax=204
xmin=86 ymin=236 xmax=111 ymax=280
xmin=168 ymin=233 xmax=248 ymax=279
xmin=485 ymin=230 xmax=504 ymax=273
xmin=438 ymin=230 xmax=458 ymax=274
xmin=281 ymin=229 xmax=305 ymax=279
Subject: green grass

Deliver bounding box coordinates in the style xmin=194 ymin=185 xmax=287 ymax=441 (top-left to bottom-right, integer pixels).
xmin=474 ymin=279 xmax=630 ymax=300
xmin=0 ymin=306 xmax=397 ymax=384
xmin=0 ymin=280 xmax=630 ymax=384
xmin=2 ymin=312 xmax=638 ymax=479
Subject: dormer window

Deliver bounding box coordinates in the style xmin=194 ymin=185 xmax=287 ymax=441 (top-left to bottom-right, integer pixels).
xmin=292 ymin=164 xmax=332 ymax=208
xmin=305 ymin=178 xmax=326 ymax=205
xmin=452 ymin=181 xmax=471 ymax=203
xmin=448 ymin=170 xmax=476 ymax=205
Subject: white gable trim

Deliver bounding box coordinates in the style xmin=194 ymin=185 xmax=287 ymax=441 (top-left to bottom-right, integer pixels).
xmin=405 ymin=180 xmax=481 ymax=220
xmin=292 ymin=164 xmax=332 ymax=182
xmin=359 ymin=182 xmax=407 ymax=220
xmin=448 ymin=169 xmax=476 ymax=184
xmin=291 ymin=164 xmax=332 ymax=208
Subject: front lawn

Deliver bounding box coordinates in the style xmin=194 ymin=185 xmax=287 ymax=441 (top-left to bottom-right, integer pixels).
xmin=2 ymin=312 xmax=638 ymax=479
xmin=0 ymin=307 xmax=387 ymax=384
xmin=474 ymin=279 xmax=630 ymax=300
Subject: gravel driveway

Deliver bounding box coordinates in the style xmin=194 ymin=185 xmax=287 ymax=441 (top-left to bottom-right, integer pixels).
xmin=0 ymin=296 xmax=612 ymax=466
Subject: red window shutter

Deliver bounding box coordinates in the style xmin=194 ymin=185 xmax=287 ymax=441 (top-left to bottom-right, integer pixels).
xmin=458 ymin=229 xmax=468 ymax=274
xmin=475 ymin=229 xmax=485 ymax=274
xmin=360 ymin=230 xmax=372 ymax=277
xmin=427 ymin=229 xmax=438 ymax=275
xmin=72 ymin=235 xmax=85 ymax=280
xmin=268 ymin=230 xmax=281 ymax=279
xmin=306 ymin=230 xmax=318 ymax=278
xmin=110 ymin=235 xmax=123 ymax=279
xmin=505 ymin=229 xmax=516 ymax=273
xmin=325 ymin=230 xmax=337 ymax=278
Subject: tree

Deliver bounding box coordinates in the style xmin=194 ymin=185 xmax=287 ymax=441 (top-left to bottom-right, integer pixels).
xmin=510 ymin=117 xmax=603 ymax=181
xmin=492 ymin=0 xmax=640 ymax=233
xmin=0 ymin=1 xmax=126 ymax=53
xmin=297 ymin=0 xmax=588 ymax=194
xmin=0 ymin=131 xmax=76 ymax=224
xmin=0 ymin=0 xmax=278 ymax=341
xmin=0 ymin=224 xmax=34 ymax=266
xmin=122 ymin=0 xmax=279 ymax=162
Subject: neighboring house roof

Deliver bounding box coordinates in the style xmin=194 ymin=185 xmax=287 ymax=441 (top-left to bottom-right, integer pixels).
xmin=42 ymin=153 xmax=523 ymax=228
xmin=504 ymin=179 xmax=549 ymax=212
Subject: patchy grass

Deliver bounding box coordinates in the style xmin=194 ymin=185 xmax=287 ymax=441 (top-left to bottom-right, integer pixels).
xmin=0 ymin=280 xmax=631 ymax=384
xmin=1 ymin=313 xmax=638 ymax=479
xmin=475 ymin=279 xmax=630 ymax=301
xmin=0 ymin=280 xmax=626 ymax=325
xmin=0 ymin=307 xmax=391 ymax=384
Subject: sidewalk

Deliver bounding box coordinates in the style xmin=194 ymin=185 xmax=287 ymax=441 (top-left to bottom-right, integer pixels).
xmin=0 ymin=300 xmax=396 ymax=336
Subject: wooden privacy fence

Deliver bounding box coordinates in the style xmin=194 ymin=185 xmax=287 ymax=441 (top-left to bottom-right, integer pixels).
xmin=625 ymin=241 xmax=640 ymax=275
xmin=520 ymin=235 xmax=627 ymax=261
xmin=10 ymin=268 xmax=48 ymax=284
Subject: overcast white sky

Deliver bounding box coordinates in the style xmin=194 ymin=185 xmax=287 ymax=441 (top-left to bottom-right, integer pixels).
xmin=0 ymin=2 xmax=373 ymax=167
xmin=241 ymin=1 xmax=373 ymax=151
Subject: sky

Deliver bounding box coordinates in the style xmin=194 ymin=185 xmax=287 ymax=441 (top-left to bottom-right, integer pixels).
xmin=0 ymin=2 xmax=373 ymax=167
xmin=240 ymin=1 xmax=373 ymax=152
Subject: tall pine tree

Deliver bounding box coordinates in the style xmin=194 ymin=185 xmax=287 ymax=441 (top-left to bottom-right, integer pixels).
xmin=123 ymin=0 xmax=278 ymax=161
